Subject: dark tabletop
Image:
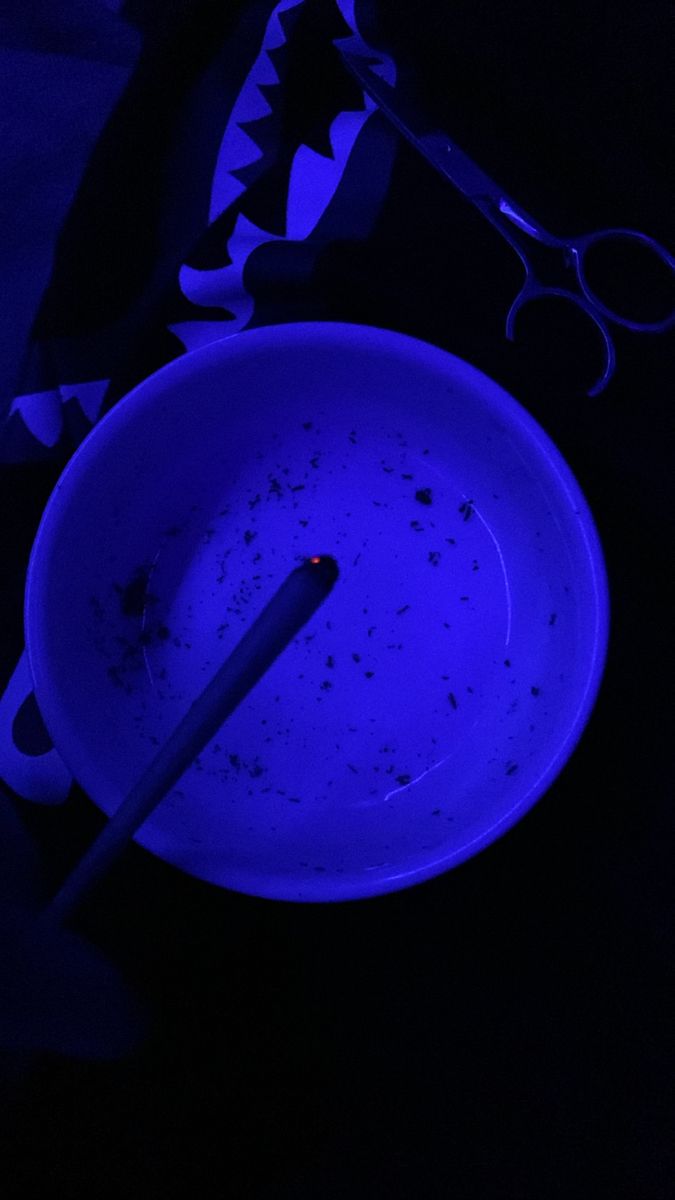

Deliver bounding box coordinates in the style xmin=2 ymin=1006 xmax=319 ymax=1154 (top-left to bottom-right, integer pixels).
xmin=1 ymin=2 xmax=673 ymax=1197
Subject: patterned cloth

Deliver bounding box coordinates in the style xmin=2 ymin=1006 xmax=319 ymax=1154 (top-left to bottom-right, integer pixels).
xmin=0 ymin=0 xmax=399 ymax=802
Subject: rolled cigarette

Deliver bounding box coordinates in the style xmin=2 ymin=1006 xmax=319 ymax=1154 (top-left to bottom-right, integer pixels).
xmin=45 ymin=556 xmax=339 ymax=924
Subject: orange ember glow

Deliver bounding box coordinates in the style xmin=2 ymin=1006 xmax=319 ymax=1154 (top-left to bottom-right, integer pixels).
xmin=310 ymin=556 xmax=321 ymax=564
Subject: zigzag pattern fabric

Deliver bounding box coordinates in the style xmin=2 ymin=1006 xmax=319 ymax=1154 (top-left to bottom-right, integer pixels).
xmin=0 ymin=0 xmax=396 ymax=461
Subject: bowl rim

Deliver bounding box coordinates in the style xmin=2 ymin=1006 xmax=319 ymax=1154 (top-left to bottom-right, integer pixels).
xmin=24 ymin=321 xmax=611 ymax=902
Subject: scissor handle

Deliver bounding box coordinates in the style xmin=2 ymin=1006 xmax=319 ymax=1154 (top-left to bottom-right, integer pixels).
xmin=505 ymin=279 xmax=616 ymax=397
xmin=569 ymin=227 xmax=675 ymax=333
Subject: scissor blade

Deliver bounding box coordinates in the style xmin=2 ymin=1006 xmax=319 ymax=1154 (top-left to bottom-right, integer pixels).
xmin=338 ymin=47 xmax=502 ymax=202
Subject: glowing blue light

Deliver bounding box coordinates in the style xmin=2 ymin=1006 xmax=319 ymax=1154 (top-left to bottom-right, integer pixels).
xmin=25 ymin=324 xmax=609 ymax=902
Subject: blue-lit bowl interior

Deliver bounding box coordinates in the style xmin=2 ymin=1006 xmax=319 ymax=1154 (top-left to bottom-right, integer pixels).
xmin=25 ymin=323 xmax=609 ymax=901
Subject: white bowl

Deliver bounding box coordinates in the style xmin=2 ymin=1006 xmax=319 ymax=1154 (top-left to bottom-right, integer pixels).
xmin=25 ymin=323 xmax=609 ymax=901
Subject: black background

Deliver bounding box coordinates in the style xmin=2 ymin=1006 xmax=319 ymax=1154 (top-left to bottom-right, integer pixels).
xmin=1 ymin=1 xmax=673 ymax=1196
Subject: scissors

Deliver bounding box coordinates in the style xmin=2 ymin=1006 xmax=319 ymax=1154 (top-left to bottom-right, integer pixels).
xmin=337 ymin=47 xmax=675 ymax=395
